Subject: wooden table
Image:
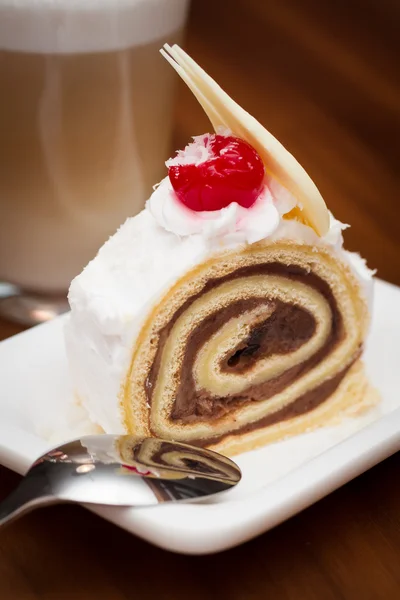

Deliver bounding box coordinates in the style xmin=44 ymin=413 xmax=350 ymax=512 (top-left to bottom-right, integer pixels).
xmin=1 ymin=0 xmax=399 ymax=597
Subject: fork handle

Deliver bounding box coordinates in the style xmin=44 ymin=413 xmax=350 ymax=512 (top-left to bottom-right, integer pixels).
xmin=0 ymin=476 xmax=57 ymax=528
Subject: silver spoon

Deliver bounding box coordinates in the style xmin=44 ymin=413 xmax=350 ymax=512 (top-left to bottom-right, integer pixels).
xmin=0 ymin=434 xmax=241 ymax=528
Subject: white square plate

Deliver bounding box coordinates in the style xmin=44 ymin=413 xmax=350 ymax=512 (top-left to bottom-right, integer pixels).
xmin=0 ymin=279 xmax=399 ymax=555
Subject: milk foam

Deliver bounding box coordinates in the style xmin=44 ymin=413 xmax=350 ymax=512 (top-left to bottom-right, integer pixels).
xmin=0 ymin=0 xmax=189 ymax=53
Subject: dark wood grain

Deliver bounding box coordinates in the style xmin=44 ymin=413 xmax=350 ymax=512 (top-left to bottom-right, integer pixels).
xmin=0 ymin=0 xmax=399 ymax=597
xmin=0 ymin=451 xmax=399 ymax=599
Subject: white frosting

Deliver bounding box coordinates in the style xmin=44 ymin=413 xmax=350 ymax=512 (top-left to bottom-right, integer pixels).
xmin=81 ymin=437 xmax=121 ymax=464
xmin=66 ymin=174 xmax=374 ymax=434
xmin=148 ymin=133 xmax=298 ymax=246
xmin=0 ymin=0 xmax=189 ymax=54
xmin=147 ymin=177 xmax=291 ymax=247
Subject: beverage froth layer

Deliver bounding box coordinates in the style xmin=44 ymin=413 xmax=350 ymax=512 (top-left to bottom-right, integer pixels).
xmin=0 ymin=0 xmax=189 ymax=53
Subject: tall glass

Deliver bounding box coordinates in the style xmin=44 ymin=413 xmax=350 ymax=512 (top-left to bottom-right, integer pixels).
xmin=0 ymin=0 xmax=189 ymax=324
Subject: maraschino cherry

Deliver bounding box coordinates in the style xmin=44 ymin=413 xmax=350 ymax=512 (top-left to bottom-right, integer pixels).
xmin=168 ymin=135 xmax=265 ymax=212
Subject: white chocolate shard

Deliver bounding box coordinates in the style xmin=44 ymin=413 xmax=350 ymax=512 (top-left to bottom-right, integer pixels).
xmin=161 ymin=44 xmax=330 ymax=237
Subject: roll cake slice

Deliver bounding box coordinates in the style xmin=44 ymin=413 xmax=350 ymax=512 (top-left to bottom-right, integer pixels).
xmin=65 ymin=46 xmax=378 ymax=455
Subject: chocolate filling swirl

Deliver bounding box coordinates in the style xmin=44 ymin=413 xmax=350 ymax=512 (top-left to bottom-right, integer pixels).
xmin=147 ymin=263 xmax=354 ymax=435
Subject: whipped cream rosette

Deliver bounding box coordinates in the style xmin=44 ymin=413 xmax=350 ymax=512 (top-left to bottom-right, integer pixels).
xmin=66 ymin=45 xmax=378 ymax=455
